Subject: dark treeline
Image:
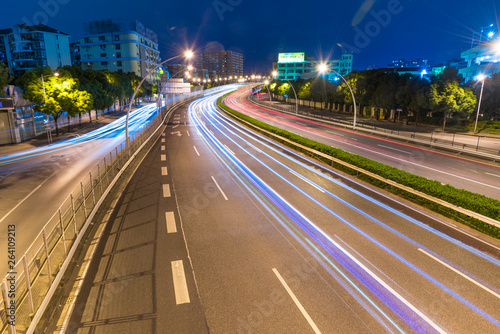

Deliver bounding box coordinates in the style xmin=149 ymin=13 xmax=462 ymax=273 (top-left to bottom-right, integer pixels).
xmin=265 ymin=68 xmax=500 ymax=129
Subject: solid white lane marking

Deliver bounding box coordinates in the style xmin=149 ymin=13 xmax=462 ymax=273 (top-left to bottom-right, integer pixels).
xmin=165 ymin=211 xmax=177 ymax=233
xmin=161 ymin=145 xmax=165 ymax=151
xmin=161 ymin=167 xmax=168 ymax=176
xmin=161 ymin=154 xmax=166 ymax=161
xmin=211 ymin=176 xmax=228 ymax=200
xmin=289 ymin=170 xmax=325 ymax=193
xmin=377 ymin=144 xmax=411 ymax=154
xmin=161 ymin=138 xmax=165 ymax=143
xmin=486 ymin=172 xmax=500 ymax=178
xmin=171 ymin=260 xmax=190 ymax=304
xmin=418 ymin=248 xmax=500 ymax=299
xmin=186 ymin=130 xmax=190 ymax=136
xmin=162 ymin=184 xmax=171 ymax=198
xmin=272 ymin=268 xmax=321 ymax=334
xmin=193 ymin=146 xmax=200 ymax=156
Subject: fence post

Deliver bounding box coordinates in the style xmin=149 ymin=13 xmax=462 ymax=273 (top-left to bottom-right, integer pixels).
xmin=70 ymin=193 xmax=77 ymax=234
xmin=476 ymin=136 xmax=480 ymax=152
xmin=103 ymin=157 xmax=109 ymax=186
xmin=59 ymin=209 xmax=67 ymax=255
xmin=98 ymin=164 xmax=103 ymax=195
xmin=42 ymin=227 xmax=52 ymax=285
xmin=90 ymin=172 xmax=96 ymax=207
xmin=1 ymin=280 xmax=16 ymax=334
xmin=81 ymin=182 xmax=87 ymax=218
xmin=23 ymin=255 xmax=34 ymax=314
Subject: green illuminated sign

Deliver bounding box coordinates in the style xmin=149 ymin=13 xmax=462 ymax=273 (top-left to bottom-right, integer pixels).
xmin=278 ymin=52 xmax=305 ymax=63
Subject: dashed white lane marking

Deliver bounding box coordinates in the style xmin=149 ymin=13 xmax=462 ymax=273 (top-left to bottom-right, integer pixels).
xmin=377 ymin=144 xmax=411 ymax=154
xmin=161 ymin=154 xmax=166 ymax=161
xmin=211 ymin=176 xmax=228 ymax=200
xmin=171 ymin=260 xmax=190 ymax=304
xmin=272 ymin=268 xmax=321 ymax=334
xmin=193 ymin=146 xmax=200 ymax=156
xmin=161 ymin=145 xmax=165 ymax=151
xmin=161 ymin=167 xmax=168 ymax=176
xmin=419 ymin=248 xmax=500 ymax=300
xmin=162 ymin=184 xmax=171 ymax=197
xmin=165 ymin=211 xmax=177 ymax=233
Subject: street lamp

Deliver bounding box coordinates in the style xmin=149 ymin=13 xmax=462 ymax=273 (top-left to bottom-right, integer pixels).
xmin=318 ymin=62 xmax=357 ymax=128
xmin=41 ymin=71 xmax=59 ymax=143
xmin=126 ymin=50 xmax=193 ymax=143
xmin=264 ymin=80 xmax=272 ymax=102
xmin=474 ymin=74 xmax=486 ymax=134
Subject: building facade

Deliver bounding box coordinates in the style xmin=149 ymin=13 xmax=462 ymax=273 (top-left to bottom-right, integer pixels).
xmin=79 ymin=20 xmax=160 ymax=81
xmin=458 ymin=35 xmax=500 ymax=83
xmin=0 ymin=24 xmax=71 ymax=76
xmin=194 ymin=50 xmax=243 ymax=79
xmin=275 ymin=52 xmax=353 ymax=82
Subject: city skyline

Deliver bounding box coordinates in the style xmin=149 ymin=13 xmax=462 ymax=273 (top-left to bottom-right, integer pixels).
xmin=2 ymin=0 xmax=498 ymax=73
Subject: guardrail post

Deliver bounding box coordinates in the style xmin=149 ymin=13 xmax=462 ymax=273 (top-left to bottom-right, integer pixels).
xmin=98 ymin=164 xmax=103 ymax=195
xmin=115 ymin=147 xmax=119 ymax=168
xmin=1 ymin=280 xmax=16 ymax=334
xmin=70 ymin=193 xmax=77 ymax=235
xmin=59 ymin=209 xmax=67 ymax=255
xmin=22 ymin=255 xmax=34 ymax=314
xmin=90 ymin=172 xmax=96 ymax=207
xmin=80 ymin=182 xmax=87 ymax=218
xmin=42 ymin=227 xmax=52 ymax=285
xmin=103 ymin=158 xmax=109 ymax=186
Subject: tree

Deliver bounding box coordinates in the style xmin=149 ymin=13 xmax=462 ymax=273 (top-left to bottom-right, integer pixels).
xmin=21 ymin=69 xmax=93 ymax=136
xmin=0 ymin=63 xmax=9 ymax=91
xmin=429 ymin=81 xmax=476 ymax=131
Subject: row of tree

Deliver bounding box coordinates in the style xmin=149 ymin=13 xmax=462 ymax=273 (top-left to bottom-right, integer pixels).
xmin=2 ymin=64 xmax=153 ymax=135
xmin=265 ymin=68 xmax=499 ymax=129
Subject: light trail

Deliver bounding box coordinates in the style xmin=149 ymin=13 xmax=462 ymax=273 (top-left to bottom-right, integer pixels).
xmin=188 ymin=90 xmax=500 ymax=333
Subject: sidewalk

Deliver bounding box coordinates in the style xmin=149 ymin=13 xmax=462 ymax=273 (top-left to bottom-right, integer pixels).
xmin=251 ymin=94 xmax=500 ymax=154
xmin=0 ymin=106 xmax=137 ymax=157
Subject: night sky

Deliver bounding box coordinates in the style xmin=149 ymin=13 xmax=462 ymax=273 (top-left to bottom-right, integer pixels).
xmin=3 ymin=0 xmax=499 ymax=73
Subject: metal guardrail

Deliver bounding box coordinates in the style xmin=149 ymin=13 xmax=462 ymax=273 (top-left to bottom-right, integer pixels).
xmin=0 ymin=92 xmax=201 ymax=334
xmin=218 ymin=100 xmax=500 ymax=230
xmin=249 ymin=95 xmax=500 ymax=162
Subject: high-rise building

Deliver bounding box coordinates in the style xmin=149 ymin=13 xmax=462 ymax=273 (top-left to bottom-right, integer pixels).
xmin=79 ymin=19 xmax=160 ymax=81
xmin=388 ymin=58 xmax=431 ymax=69
xmin=195 ymin=50 xmax=243 ymax=79
xmin=69 ymin=42 xmax=81 ymax=66
xmin=458 ymin=34 xmax=500 ymax=82
xmin=0 ymin=23 xmax=71 ymax=76
xmin=273 ymin=52 xmax=353 ymax=82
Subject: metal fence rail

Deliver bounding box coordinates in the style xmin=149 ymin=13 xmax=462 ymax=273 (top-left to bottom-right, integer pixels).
xmin=0 ymin=92 xmax=201 ymax=334
xmin=249 ymin=94 xmax=500 ymax=161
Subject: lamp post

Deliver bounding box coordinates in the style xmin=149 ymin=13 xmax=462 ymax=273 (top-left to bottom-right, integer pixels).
xmin=474 ymin=74 xmax=486 ymax=134
xmin=272 ymin=70 xmax=298 ymax=113
xmin=318 ymin=63 xmax=357 ymax=128
xmin=41 ymin=71 xmax=59 ymax=143
xmin=126 ymin=50 xmax=193 ymax=143
xmin=264 ymin=80 xmax=272 ymax=101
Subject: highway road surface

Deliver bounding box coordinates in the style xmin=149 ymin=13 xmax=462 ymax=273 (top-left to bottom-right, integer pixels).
xmin=67 ymin=89 xmax=500 ymax=333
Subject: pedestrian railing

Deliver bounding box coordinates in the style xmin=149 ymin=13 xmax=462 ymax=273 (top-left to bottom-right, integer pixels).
xmin=0 ymin=92 xmax=201 ymax=334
